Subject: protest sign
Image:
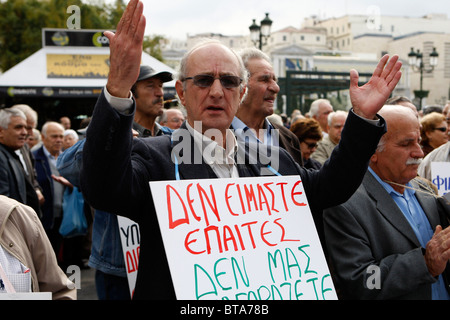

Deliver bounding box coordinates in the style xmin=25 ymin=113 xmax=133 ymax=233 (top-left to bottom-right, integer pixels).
xmin=117 ymin=216 xmax=140 ymax=298
xmin=149 ymin=175 xmax=337 ymax=300
xmin=431 ymin=162 xmax=450 ymax=196
xmin=0 ymin=293 xmax=51 ymax=300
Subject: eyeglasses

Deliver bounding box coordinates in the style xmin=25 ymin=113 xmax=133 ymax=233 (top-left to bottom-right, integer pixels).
xmin=184 ymin=75 xmax=243 ymax=89
xmin=301 ymin=141 xmax=318 ymax=149
xmin=169 ymin=118 xmax=184 ymax=123
xmin=434 ymin=127 xmax=448 ymax=132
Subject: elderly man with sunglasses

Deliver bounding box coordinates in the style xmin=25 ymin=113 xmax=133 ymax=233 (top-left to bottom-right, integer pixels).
xmin=81 ymin=0 xmax=402 ymax=300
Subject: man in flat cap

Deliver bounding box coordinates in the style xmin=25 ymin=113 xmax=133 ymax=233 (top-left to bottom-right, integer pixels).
xmin=131 ymin=65 xmax=173 ymax=137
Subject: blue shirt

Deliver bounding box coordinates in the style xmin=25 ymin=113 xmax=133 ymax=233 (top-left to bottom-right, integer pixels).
xmin=369 ymin=168 xmax=450 ymax=300
xmin=231 ymin=116 xmax=279 ymax=147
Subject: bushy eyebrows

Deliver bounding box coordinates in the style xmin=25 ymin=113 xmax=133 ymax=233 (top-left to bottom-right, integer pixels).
xmin=395 ymin=136 xmax=421 ymax=146
xmin=257 ymin=73 xmax=277 ymax=82
xmin=196 ymin=72 xmax=237 ymax=76
xmin=12 ymin=123 xmax=26 ymax=130
xmin=141 ymin=78 xmax=163 ymax=86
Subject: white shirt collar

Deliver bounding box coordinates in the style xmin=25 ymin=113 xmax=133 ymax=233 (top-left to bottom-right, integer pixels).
xmin=185 ymin=121 xmax=238 ymax=165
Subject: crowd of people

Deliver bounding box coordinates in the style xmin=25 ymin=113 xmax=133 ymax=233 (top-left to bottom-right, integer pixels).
xmin=280 ymin=97 xmax=450 ymax=170
xmin=0 ymin=0 xmax=449 ymax=300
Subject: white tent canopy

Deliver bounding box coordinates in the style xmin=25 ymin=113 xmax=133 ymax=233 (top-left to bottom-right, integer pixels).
xmin=0 ymin=45 xmax=177 ymax=98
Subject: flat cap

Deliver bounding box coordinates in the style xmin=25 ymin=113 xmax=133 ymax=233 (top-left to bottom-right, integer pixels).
xmin=137 ymin=65 xmax=172 ymax=83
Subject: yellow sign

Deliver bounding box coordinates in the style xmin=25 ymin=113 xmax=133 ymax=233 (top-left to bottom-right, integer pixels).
xmin=47 ymin=54 xmax=110 ymax=79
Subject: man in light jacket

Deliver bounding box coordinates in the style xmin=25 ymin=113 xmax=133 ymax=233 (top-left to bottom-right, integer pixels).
xmin=0 ymin=195 xmax=76 ymax=299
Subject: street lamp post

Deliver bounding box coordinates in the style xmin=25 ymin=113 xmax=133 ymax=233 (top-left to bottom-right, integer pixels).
xmin=249 ymin=13 xmax=273 ymax=50
xmin=408 ymin=47 xmax=439 ymax=110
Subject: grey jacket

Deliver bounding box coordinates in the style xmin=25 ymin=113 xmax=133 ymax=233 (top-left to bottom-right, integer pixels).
xmin=324 ymin=171 xmax=450 ymax=300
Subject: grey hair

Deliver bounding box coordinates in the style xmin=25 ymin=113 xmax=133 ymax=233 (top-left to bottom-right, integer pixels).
xmin=0 ymin=108 xmax=26 ymax=129
xmin=41 ymin=121 xmax=65 ymax=137
xmin=11 ymin=104 xmax=38 ymax=127
xmin=309 ymin=99 xmax=331 ymax=117
xmin=327 ymin=110 xmax=348 ymax=126
xmin=238 ymin=47 xmax=271 ymax=69
xmin=177 ymin=39 xmax=248 ymax=92
xmin=376 ymin=135 xmax=387 ymax=152
xmin=376 ymin=104 xmax=418 ymax=152
xmin=64 ymin=129 xmax=79 ymax=140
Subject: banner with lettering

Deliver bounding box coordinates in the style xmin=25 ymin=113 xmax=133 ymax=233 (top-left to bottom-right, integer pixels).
xmin=46 ymin=54 xmax=110 ymax=79
xmin=117 ymin=216 xmax=140 ymax=298
xmin=431 ymin=162 xmax=450 ymax=196
xmin=149 ymin=175 xmax=337 ymax=300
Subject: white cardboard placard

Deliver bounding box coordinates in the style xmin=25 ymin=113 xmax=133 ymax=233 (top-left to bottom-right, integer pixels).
xmin=150 ymin=175 xmax=336 ymax=300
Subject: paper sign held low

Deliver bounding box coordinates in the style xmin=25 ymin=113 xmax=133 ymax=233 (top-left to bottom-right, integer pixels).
xmin=150 ymin=175 xmax=337 ymax=300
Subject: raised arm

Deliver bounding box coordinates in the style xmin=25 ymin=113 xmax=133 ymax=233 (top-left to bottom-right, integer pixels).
xmin=350 ymin=54 xmax=402 ymax=120
xmin=81 ymin=0 xmax=147 ymax=215
xmin=104 ymin=0 xmax=146 ymax=98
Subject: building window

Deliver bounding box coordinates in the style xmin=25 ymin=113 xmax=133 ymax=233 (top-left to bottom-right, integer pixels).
xmin=301 ymin=35 xmax=305 ymax=41
xmin=445 ymin=42 xmax=450 ymax=79
xmin=316 ymin=36 xmax=320 ymax=42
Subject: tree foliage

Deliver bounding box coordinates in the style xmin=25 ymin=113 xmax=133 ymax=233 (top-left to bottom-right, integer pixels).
xmin=143 ymin=35 xmax=166 ymax=62
xmin=0 ymin=0 xmax=127 ymax=71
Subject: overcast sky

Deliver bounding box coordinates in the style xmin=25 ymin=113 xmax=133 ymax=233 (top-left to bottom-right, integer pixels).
xmin=114 ymin=0 xmax=450 ymax=39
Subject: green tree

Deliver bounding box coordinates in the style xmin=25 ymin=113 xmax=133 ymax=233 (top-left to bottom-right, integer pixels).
xmin=143 ymin=35 xmax=166 ymax=62
xmin=0 ymin=0 xmax=125 ymax=71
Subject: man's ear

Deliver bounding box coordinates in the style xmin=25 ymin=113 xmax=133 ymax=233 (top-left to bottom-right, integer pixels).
xmin=175 ymin=80 xmax=186 ymax=106
xmin=239 ymin=85 xmax=247 ymax=104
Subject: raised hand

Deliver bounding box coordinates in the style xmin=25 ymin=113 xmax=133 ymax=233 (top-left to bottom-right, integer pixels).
xmin=104 ymin=0 xmax=146 ymax=98
xmin=350 ymin=54 xmax=402 ymax=120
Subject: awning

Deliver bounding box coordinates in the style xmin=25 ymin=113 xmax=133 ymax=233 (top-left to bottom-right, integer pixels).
xmin=0 ymin=29 xmax=177 ymax=98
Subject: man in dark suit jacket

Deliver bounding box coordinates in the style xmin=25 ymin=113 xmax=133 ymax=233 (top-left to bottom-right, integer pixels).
xmin=33 ymin=121 xmax=66 ymax=254
xmin=11 ymin=104 xmax=44 ymax=210
xmin=81 ymin=0 xmax=402 ymax=300
xmin=0 ymin=108 xmax=40 ymax=213
xmin=323 ymin=105 xmax=450 ymax=300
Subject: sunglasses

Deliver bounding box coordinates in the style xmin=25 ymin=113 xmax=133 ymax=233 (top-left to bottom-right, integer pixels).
xmin=302 ymin=141 xmax=318 ymax=149
xmin=434 ymin=127 xmax=448 ymax=132
xmin=184 ymin=75 xmax=243 ymax=89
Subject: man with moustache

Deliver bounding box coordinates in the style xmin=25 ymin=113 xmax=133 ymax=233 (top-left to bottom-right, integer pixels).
xmin=323 ymin=105 xmax=450 ymax=300
xmin=132 ymin=65 xmax=173 ymax=137
xmin=81 ymin=0 xmax=403 ymax=299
